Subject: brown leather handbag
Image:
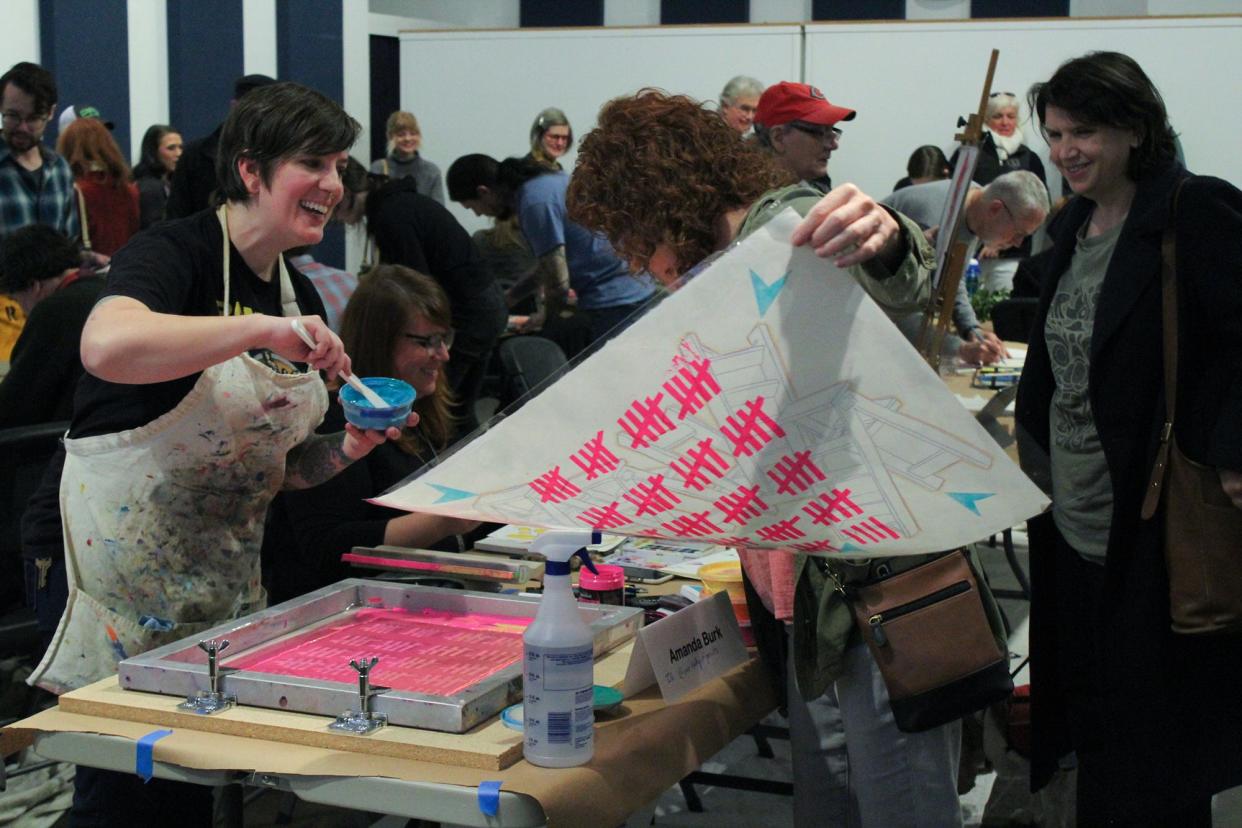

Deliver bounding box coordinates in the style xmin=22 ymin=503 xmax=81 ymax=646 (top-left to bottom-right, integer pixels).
xmin=839 ymin=550 xmax=1012 ymax=732
xmin=1140 ymin=179 xmax=1242 ymax=634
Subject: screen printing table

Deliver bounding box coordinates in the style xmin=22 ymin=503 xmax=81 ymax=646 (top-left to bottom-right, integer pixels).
xmin=2 ymin=644 xmax=777 ymax=827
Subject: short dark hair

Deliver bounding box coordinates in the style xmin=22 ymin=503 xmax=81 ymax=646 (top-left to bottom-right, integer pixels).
xmin=1029 ymin=51 xmax=1176 ymax=181
xmin=233 ymin=74 xmax=276 ymax=100
xmin=215 ymin=82 xmax=360 ymax=204
xmin=446 ymin=153 xmax=499 ymax=202
xmin=0 ymin=62 xmax=58 ymax=116
xmin=0 ymin=224 xmax=80 ymax=293
xmin=906 ymin=145 xmax=949 ymax=181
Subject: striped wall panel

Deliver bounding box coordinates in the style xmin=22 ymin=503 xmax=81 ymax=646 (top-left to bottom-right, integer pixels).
xmin=521 ymin=0 xmax=605 ymax=27
xmin=39 ymin=0 xmax=131 ymax=152
xmin=166 ymin=0 xmax=244 ymax=144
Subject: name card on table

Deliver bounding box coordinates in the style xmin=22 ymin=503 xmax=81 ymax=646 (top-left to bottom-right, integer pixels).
xmin=622 ymin=590 xmax=749 ymax=702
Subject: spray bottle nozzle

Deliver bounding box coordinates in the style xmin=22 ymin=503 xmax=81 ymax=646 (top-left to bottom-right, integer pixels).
xmin=531 ymin=529 xmax=603 ymax=577
xmin=574 ymin=548 xmax=599 ymax=576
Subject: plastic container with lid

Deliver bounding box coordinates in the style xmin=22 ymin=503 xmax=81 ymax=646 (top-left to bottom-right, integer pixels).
xmin=578 ymin=564 xmax=625 ymax=605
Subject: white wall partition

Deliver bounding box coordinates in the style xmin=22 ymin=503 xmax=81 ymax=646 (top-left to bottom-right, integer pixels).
xmin=401 ymin=24 xmax=803 ymax=233
xmin=803 ymin=16 xmax=1242 ymax=200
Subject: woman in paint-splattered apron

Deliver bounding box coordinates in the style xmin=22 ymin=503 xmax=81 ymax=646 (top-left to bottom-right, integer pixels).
xmin=28 ymin=83 xmax=401 ymax=697
xmin=31 ymin=208 xmax=326 ymax=693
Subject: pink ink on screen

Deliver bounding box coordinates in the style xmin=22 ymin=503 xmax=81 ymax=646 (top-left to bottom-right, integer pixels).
xmin=227 ymin=607 xmax=533 ymax=697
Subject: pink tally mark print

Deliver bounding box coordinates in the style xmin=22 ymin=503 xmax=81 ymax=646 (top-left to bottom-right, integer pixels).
xmin=661 ymin=511 xmax=723 ymax=538
xmin=623 ymin=474 xmax=682 ymax=517
xmin=578 ymin=501 xmax=630 ymax=530
xmin=802 ymin=488 xmax=864 ymax=525
xmin=661 ymin=358 xmax=721 ymax=420
xmin=528 ymin=466 xmax=581 ymax=503
xmin=755 ymin=517 xmax=805 ymax=542
xmin=618 ymin=394 xmax=675 ymax=449
xmin=670 ymin=438 xmax=730 ymax=491
xmin=839 ymin=516 xmax=901 ymax=545
xmin=570 ymin=430 xmax=620 ymax=480
xmin=766 ymin=451 xmax=826 ymax=495
xmin=714 ymin=484 xmax=769 ymax=525
xmin=720 ymin=396 xmax=786 ymax=457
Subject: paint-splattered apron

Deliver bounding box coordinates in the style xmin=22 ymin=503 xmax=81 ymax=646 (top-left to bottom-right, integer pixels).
xmin=32 ymin=207 xmax=328 ymax=694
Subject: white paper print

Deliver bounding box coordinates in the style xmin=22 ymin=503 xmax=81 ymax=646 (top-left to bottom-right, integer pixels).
xmin=374 ymin=210 xmax=1048 ymax=556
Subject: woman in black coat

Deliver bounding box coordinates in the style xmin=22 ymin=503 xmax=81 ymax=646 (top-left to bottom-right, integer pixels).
xmin=1015 ymin=51 xmax=1242 ymax=824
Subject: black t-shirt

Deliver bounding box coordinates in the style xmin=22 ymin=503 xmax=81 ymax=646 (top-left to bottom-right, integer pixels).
xmin=0 ymin=274 xmax=104 ymax=428
xmin=366 ymin=179 xmax=506 ymax=351
xmin=69 ymin=209 xmax=327 ymax=439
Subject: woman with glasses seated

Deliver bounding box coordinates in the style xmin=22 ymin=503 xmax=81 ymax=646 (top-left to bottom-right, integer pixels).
xmin=336 ymin=157 xmax=507 ymax=435
xmin=265 ymin=264 xmax=480 ymax=603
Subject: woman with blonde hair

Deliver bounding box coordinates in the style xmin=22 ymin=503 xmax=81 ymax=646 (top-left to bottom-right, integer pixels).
xmin=369 ymin=109 xmax=445 ymax=203
xmin=267 ymin=264 xmax=479 ymax=601
xmin=527 ymin=107 xmax=573 ymax=170
xmin=56 ymin=116 xmax=139 ymax=255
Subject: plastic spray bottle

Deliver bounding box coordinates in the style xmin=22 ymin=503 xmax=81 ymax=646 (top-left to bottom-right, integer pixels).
xmin=523 ymin=529 xmax=601 ymax=767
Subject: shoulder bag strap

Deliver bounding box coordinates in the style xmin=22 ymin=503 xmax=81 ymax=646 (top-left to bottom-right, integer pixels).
xmin=1140 ymin=177 xmax=1188 ymax=519
xmin=74 ymin=183 xmax=91 ymax=251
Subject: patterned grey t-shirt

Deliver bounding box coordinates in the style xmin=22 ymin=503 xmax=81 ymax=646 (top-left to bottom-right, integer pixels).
xmin=1047 ymin=220 xmax=1124 ymax=563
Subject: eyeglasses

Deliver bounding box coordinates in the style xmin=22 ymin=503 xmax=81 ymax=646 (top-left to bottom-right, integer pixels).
xmin=787 ymin=122 xmax=842 ymax=142
xmin=1 ymin=110 xmax=50 ymax=127
xmin=403 ymin=331 xmax=454 ymax=351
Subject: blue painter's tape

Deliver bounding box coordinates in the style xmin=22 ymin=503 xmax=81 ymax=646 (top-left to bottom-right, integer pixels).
xmin=477 ymin=779 xmax=502 ymax=816
xmin=135 ymin=729 xmax=174 ymax=782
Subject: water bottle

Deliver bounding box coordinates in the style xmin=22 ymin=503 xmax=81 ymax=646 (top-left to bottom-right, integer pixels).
xmin=523 ymin=530 xmax=600 ymax=767
xmin=965 ymin=257 xmax=981 ymax=297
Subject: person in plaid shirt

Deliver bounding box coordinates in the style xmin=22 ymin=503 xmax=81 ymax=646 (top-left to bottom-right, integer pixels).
xmin=0 ymin=62 xmax=80 ymax=241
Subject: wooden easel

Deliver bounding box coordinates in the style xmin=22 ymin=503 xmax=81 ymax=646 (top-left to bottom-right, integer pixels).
xmin=917 ymin=49 xmax=999 ymax=369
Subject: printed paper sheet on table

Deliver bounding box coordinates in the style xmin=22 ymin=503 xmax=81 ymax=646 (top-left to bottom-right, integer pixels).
xmin=227 ymin=607 xmax=532 ymax=697
xmin=374 ymin=210 xmax=1049 ymax=557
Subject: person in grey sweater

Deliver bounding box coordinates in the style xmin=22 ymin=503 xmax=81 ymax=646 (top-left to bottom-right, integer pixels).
xmin=881 ymin=171 xmax=1048 ymax=363
xmin=370 ymin=110 xmax=445 ymax=204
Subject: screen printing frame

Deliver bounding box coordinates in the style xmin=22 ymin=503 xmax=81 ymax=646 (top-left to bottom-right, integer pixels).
xmin=118 ymin=579 xmax=642 ymax=733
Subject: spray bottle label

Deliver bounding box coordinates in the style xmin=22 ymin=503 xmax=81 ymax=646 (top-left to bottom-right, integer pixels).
xmin=524 ymin=643 xmax=594 ymax=751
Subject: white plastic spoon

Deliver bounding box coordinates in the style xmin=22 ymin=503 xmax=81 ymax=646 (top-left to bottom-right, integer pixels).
xmin=289 ymin=318 xmax=389 ymax=409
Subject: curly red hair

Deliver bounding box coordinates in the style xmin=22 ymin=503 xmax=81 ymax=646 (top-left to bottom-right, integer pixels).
xmin=567 ymin=89 xmax=791 ymax=273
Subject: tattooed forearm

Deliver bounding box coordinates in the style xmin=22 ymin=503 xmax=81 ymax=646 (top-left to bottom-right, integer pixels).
xmin=282 ymin=432 xmax=354 ymax=490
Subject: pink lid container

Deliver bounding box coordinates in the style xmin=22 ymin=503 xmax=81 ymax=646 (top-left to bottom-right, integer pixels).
xmin=579 ymin=564 xmax=626 ymax=591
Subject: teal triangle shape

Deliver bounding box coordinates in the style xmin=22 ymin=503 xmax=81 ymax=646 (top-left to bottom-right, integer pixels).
xmin=429 ymin=483 xmax=475 ymax=503
xmin=749 ymin=269 xmax=789 ymax=317
xmin=948 ymin=492 xmax=994 ymax=516
xmin=841 ymin=542 xmax=863 ymax=553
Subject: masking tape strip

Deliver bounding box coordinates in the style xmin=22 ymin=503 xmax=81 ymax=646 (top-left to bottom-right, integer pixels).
xmin=134 ymin=728 xmax=174 ymax=782
xmin=477 ymin=779 xmax=502 ymax=816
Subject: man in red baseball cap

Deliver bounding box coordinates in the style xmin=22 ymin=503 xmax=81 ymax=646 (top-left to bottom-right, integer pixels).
xmin=753 ymin=81 xmax=856 ymax=194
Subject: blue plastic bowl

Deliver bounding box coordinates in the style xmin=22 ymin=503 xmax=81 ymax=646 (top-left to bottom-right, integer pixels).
xmin=339 ymin=377 xmax=416 ymax=431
